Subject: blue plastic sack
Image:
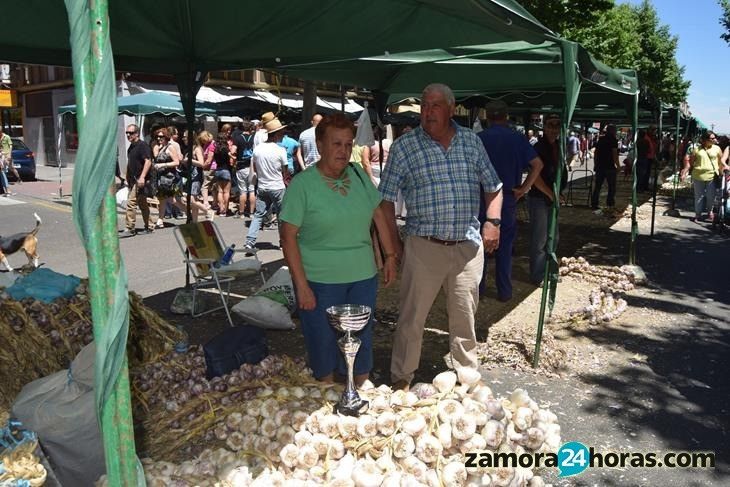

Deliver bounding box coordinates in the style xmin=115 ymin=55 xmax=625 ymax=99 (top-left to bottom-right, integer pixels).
xmin=5 ymin=269 xmax=81 ymax=303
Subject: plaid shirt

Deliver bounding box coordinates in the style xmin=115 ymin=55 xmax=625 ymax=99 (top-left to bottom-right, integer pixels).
xmin=380 ymin=122 xmax=502 ymax=245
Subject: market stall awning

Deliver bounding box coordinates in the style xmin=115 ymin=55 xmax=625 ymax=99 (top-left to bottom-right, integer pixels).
xmin=0 ymin=0 xmax=555 ymax=75
xmin=57 ymin=91 xmax=216 ymax=116
xmin=280 ymin=40 xmax=639 ymax=118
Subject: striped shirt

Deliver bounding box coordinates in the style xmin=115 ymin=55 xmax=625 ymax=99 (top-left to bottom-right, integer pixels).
xmin=380 ymin=123 xmax=502 ymax=245
xmin=298 ymin=126 xmax=320 ymax=168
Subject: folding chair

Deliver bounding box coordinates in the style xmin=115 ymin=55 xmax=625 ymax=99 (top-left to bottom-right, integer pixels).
xmin=566 ymin=167 xmax=594 ymax=207
xmin=173 ymin=221 xmax=264 ymax=327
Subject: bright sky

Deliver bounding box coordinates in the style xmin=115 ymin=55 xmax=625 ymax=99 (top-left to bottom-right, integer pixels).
xmin=621 ymin=0 xmax=730 ymax=134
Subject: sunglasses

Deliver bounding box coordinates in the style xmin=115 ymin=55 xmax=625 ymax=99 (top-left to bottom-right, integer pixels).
xmin=125 ymin=131 xmax=137 ymax=136
xmin=156 ymin=135 xmax=166 ymax=139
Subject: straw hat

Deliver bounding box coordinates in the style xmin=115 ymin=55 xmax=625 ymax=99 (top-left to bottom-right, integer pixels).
xmin=264 ymin=117 xmax=287 ymax=134
xmin=261 ymin=112 xmax=277 ymax=124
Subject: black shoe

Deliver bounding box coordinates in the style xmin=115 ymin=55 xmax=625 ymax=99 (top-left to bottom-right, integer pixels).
xmin=119 ymin=229 xmax=136 ymax=238
xmin=143 ymin=228 xmax=154 ymax=234
xmin=243 ymin=243 xmax=257 ymax=256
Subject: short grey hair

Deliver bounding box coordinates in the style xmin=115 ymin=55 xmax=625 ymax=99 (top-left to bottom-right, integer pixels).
xmin=422 ymin=83 xmax=455 ymax=107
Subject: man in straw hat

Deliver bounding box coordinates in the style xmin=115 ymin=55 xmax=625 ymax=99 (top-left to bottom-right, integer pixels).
xmin=243 ymin=115 xmax=289 ymax=254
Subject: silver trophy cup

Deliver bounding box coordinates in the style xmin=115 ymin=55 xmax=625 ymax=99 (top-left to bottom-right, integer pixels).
xmin=326 ymin=304 xmax=371 ymax=416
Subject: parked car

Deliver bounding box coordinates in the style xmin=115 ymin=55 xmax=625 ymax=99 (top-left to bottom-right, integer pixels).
xmin=9 ymin=138 xmax=36 ymax=181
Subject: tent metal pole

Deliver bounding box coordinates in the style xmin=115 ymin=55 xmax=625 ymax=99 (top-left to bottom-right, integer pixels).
xmin=63 ymin=0 xmax=138 ymax=485
xmin=629 ymin=94 xmax=639 ymax=265
xmin=670 ymin=109 xmax=681 ymax=213
xmin=532 ymin=118 xmax=565 ymax=368
xmin=650 ymin=102 xmax=662 ymax=236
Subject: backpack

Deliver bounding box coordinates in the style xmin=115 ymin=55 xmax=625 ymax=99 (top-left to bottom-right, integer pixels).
xmin=233 ymin=132 xmax=255 ymax=167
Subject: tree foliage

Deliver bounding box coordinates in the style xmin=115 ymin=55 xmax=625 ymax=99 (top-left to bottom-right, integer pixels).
xmin=720 ymin=0 xmax=730 ymax=44
xmin=523 ymin=0 xmax=690 ymax=105
xmin=633 ymin=1 xmax=690 ymax=105
xmin=519 ymin=0 xmax=614 ymax=36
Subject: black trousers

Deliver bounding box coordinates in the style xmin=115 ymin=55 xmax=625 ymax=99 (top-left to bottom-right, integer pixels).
xmin=592 ymin=169 xmax=617 ymax=208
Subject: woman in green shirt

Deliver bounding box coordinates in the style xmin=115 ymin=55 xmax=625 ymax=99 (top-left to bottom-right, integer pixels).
xmin=280 ymin=114 xmax=397 ymax=385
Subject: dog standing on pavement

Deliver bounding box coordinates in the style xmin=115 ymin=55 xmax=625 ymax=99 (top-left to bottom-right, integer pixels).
xmin=0 ymin=213 xmax=42 ymax=271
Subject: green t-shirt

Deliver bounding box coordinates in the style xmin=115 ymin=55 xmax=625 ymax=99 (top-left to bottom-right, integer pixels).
xmin=0 ymin=133 xmax=11 ymax=158
xmin=280 ymin=163 xmax=382 ymax=284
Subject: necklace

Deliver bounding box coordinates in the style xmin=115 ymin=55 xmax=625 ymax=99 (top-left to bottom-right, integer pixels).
xmin=318 ymin=167 xmax=351 ymax=196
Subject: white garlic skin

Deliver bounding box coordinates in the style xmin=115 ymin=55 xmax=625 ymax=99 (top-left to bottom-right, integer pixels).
xmin=441 ymin=461 xmax=468 ymax=487
xmin=432 ymin=370 xmax=458 ymax=393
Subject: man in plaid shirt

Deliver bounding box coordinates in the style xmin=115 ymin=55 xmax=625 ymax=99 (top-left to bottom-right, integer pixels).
xmin=379 ymin=83 xmax=503 ymax=390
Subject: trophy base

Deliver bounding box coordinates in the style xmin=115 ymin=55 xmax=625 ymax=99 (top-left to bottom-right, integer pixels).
xmin=334 ymin=398 xmax=369 ymax=417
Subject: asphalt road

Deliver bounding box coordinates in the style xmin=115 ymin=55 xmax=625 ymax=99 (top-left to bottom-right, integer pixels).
xmin=0 ymin=179 xmax=284 ymax=297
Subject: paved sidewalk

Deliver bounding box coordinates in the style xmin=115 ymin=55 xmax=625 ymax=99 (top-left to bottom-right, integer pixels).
xmin=487 ymin=194 xmax=728 ymax=486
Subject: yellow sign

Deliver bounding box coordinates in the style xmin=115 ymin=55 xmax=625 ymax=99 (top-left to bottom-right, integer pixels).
xmin=0 ymin=89 xmax=17 ymax=108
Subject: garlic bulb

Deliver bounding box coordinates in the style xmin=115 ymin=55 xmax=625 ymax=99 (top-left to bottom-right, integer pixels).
xmin=441 ymin=461 xmax=467 ymax=487
xmin=357 ymin=415 xmax=378 ymax=438
xmin=319 ymin=413 xmax=340 ymax=437
xmin=337 ymin=415 xmax=359 ymax=440
xmin=514 ymin=407 xmax=533 ymax=431
xmin=415 ymin=434 xmax=443 ymax=464
xmin=401 ymin=413 xmax=427 ymax=436
xmin=451 ymin=413 xmax=477 ymax=440
xmin=392 ymin=433 xmax=416 ymax=458
xmin=483 ymin=420 xmax=506 ymax=449
xmin=456 ymin=366 xmax=482 ymax=389
xmin=311 ymin=433 xmax=330 ymax=456
xmin=351 ymin=458 xmax=381 ymax=487
xmin=296 ymin=444 xmax=319 ymax=469
xmin=437 ymin=422 xmax=453 ymax=450
xmin=376 ymin=410 xmax=398 ymax=436
xmin=433 ymin=371 xmax=457 ymax=393
xmin=437 ymin=399 xmax=465 ymax=423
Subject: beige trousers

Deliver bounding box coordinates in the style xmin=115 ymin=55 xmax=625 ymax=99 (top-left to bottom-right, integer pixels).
xmin=125 ymin=183 xmax=151 ymax=231
xmin=391 ymin=236 xmax=483 ymax=383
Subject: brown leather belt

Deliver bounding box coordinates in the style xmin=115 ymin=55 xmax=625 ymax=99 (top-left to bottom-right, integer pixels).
xmin=422 ymin=236 xmax=466 ymax=246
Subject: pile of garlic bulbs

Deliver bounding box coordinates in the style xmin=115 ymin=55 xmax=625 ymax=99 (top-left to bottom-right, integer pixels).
xmin=560 ymin=257 xmax=633 ymax=325
xmin=132 ymin=351 xmax=312 ymax=460
xmin=559 ymin=256 xmax=635 ymax=292
xmin=101 ymin=368 xmax=560 ymax=486
xmin=567 ymin=287 xmax=628 ymax=325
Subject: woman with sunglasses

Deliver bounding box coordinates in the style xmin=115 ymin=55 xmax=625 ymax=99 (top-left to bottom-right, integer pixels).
xmin=151 ymin=127 xmax=184 ymax=228
xmin=681 ymin=131 xmax=728 ymax=222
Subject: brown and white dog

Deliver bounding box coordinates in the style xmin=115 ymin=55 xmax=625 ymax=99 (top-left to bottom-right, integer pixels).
xmin=0 ymin=213 xmax=41 ymax=271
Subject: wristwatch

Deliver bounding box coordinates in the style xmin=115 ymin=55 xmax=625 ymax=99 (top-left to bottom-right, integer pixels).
xmin=485 ymin=218 xmax=501 ymax=227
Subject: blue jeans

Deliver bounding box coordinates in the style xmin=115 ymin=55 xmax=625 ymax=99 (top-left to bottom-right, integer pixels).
xmin=693 ymin=179 xmax=716 ymax=218
xmin=528 ymin=194 xmax=558 ymax=284
xmin=245 ymin=188 xmax=285 ymax=245
xmin=0 ymin=166 xmax=9 ymax=194
xmin=481 ymin=200 xmax=517 ymax=299
xmin=297 ymin=275 xmax=378 ymax=379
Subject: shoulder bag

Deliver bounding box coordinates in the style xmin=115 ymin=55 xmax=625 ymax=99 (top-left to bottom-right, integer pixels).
xmin=349 ymin=163 xmax=386 ymax=269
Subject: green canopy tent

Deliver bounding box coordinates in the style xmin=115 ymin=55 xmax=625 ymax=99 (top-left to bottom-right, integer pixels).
xmin=278 ymin=38 xmax=640 ymax=365
xmin=57 ymin=90 xmax=217 ymax=117
xmin=0 ymin=1 xmax=562 ymax=484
